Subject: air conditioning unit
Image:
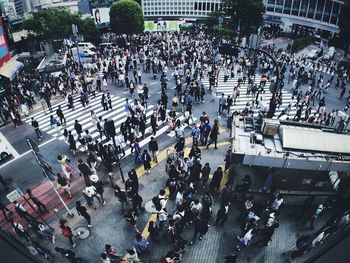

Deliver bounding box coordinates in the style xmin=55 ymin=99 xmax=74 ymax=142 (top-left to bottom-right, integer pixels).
xmin=261 ymin=119 xmax=280 ymax=136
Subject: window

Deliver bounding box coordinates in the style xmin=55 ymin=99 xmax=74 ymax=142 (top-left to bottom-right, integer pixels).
xmin=275 ymin=0 xmax=283 ymax=13
xmin=307 ymin=0 xmax=316 ymax=19
xmin=330 ymin=2 xmax=340 ymax=24
xmin=299 ymin=0 xmax=308 ymax=17
xmin=292 ymin=0 xmax=301 ymax=16
xmin=322 ymin=0 xmax=333 ymax=23
xmin=315 ymin=0 xmax=325 ymax=21
xmin=194 ymin=2 xmax=197 ymax=10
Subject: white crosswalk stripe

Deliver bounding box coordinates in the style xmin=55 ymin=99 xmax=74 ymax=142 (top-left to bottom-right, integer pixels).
xmin=202 ymin=72 xmax=317 ymax=119
xmin=25 ymin=92 xmax=192 ymax=156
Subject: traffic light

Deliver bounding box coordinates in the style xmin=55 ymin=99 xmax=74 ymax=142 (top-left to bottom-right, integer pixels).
xmin=219 ymin=44 xmax=239 ymax=57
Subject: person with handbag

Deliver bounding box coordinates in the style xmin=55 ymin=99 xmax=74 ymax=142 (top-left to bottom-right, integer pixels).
xmin=57 ymin=155 xmax=73 ymax=181
xmin=57 ymin=173 xmax=72 ymax=198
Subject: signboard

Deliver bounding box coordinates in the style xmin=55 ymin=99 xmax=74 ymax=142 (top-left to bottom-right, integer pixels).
xmin=92 ymin=8 xmax=110 ymax=25
xmin=6 ymin=188 xmax=23 ymax=202
xmin=0 ymin=18 xmax=10 ymax=67
xmin=144 ymin=20 xmax=184 ymax=32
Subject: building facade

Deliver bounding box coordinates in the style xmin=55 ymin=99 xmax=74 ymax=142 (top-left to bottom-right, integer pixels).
xmin=141 ymin=0 xmax=221 ymax=19
xmin=263 ymin=0 xmax=344 ymax=34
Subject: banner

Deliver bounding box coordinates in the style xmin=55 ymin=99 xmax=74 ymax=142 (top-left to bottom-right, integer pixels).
xmin=92 ymin=8 xmax=110 ymax=25
xmin=0 ymin=18 xmax=10 ymax=68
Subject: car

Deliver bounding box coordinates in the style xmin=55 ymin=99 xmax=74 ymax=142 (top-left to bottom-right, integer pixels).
xmin=77 ymin=42 xmax=96 ymax=51
xmin=307 ymin=49 xmax=319 ymax=60
xmin=99 ymin=43 xmax=114 ymax=50
xmin=324 ymin=46 xmax=335 ymax=60
xmin=0 ymin=140 xmax=11 ymax=161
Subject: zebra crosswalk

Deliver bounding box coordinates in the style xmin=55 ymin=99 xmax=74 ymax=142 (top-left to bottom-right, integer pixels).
xmin=25 ymin=92 xmax=189 ymax=156
xmin=202 ymin=71 xmax=315 ymax=119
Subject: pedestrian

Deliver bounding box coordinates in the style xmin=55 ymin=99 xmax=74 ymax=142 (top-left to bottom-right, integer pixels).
xmin=59 ymin=220 xmax=76 ymax=248
xmin=76 ymin=201 xmax=91 ymax=227
xmin=148 ymin=137 xmax=159 ymax=163
xmin=257 ymin=222 xmax=279 ymax=246
xmin=201 ymin=162 xmax=211 ymax=189
xmin=31 ymin=117 xmax=42 ymax=141
xmin=26 ymin=189 xmax=49 ymax=214
xmin=93 ymin=180 xmax=106 ymax=205
xmin=210 ymin=167 xmax=223 ymax=193
xmin=133 ymin=233 xmax=149 ymax=254
xmin=55 ymin=247 xmax=82 ymax=262
xmin=57 ymin=155 xmax=73 ymax=181
xmin=49 ymin=115 xmax=60 ymax=134
xmin=148 ymin=220 xmax=159 ymax=241
xmin=68 ymin=131 xmax=77 ymax=155
xmin=190 ymin=218 xmax=209 ymax=245
xmin=215 ymin=204 xmax=229 ymax=226
xmin=114 ymin=184 xmax=129 ymax=214
xmin=0 ymin=201 xmax=12 ymax=221
xmin=206 ymin=119 xmax=219 ymax=149
xmin=56 ymin=105 xmax=66 ymax=125
xmin=82 ymin=184 xmax=102 ymax=207
xmin=12 ymin=220 xmax=31 ymax=241
xmin=141 ymin=149 xmax=151 ymax=174
xmin=131 ymin=192 xmax=144 ymax=213
xmin=125 ymin=248 xmax=140 ymax=263
xmin=77 ymin=159 xmax=92 ymax=186
xmin=236 ymin=229 xmax=257 ymax=251
xmin=57 ymin=173 xmax=72 ymax=198
xmin=74 ymin=120 xmax=83 ymax=137
xmin=124 ymin=209 xmax=140 ymax=233
xmin=13 ymin=201 xmax=35 ymax=222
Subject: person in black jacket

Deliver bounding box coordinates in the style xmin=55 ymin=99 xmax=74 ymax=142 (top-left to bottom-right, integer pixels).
xmin=190 ymin=218 xmax=209 ymax=245
xmin=77 ymin=159 xmax=92 ymax=186
xmin=76 ymin=201 xmax=91 ymax=227
xmin=74 ymin=120 xmax=82 ymax=136
xmin=141 ymin=149 xmax=151 ymax=174
xmin=56 ymin=105 xmax=66 ymax=125
xmin=206 ymin=119 xmax=219 ymax=149
xmin=148 ymin=137 xmax=159 ymax=162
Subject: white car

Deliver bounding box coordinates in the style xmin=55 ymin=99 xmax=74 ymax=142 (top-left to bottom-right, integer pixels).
xmin=77 ymin=42 xmax=96 ymax=51
xmin=307 ymin=49 xmax=319 ymax=60
xmin=0 ymin=140 xmax=11 ymax=161
xmin=324 ymin=46 xmax=335 ymax=60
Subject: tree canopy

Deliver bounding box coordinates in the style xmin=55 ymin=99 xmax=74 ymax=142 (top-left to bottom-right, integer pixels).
xmin=23 ymin=8 xmax=100 ymax=44
xmin=109 ymin=0 xmax=144 ymax=35
xmin=221 ymin=0 xmax=264 ymax=36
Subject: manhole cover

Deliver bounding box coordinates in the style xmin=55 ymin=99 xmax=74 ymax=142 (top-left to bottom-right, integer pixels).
xmin=145 ymin=200 xmax=157 ymax=213
xmin=74 ymin=226 xmax=90 ymax=239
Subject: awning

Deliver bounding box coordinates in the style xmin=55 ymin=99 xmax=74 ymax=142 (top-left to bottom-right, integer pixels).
xmin=0 ymin=59 xmax=24 ymax=81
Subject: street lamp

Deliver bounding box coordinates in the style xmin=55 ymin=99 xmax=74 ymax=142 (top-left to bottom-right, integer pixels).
xmin=218 ymin=43 xmax=282 ymax=118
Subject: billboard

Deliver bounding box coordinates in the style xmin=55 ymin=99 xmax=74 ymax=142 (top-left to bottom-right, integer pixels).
xmin=144 ymin=20 xmax=185 ymax=32
xmin=0 ymin=18 xmax=10 ymax=68
xmin=92 ymin=8 xmax=110 ymax=25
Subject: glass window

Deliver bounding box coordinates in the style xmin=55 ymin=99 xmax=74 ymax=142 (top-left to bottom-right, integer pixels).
xmin=275 ymin=0 xmax=283 ymax=13
xmin=307 ymin=0 xmax=316 ymax=19
xmin=292 ymin=0 xmax=301 ymax=16
xmin=194 ymin=2 xmax=197 ymax=10
xmin=283 ymin=0 xmax=292 ymax=15
xmin=322 ymin=0 xmax=333 ymax=22
xmin=299 ymin=0 xmax=308 ymax=17
xmin=330 ymin=2 xmax=340 ymax=24
xmin=315 ymin=0 xmax=325 ymax=21
xmin=198 ymin=2 xmax=202 ymax=10
xmin=211 ymin=3 xmax=214 ymax=11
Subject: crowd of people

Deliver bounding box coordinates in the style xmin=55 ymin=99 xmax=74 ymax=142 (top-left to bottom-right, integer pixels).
xmin=1 ymin=25 xmax=350 ymax=263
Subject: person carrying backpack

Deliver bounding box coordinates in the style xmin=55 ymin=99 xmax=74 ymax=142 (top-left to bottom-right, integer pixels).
xmin=59 ymin=220 xmax=76 ymax=248
xmin=152 ymin=189 xmax=168 ymax=213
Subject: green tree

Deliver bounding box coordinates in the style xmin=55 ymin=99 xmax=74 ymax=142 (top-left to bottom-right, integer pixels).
xmin=23 ymin=8 xmax=80 ymax=41
xmin=221 ymin=0 xmax=264 ymax=36
xmin=338 ymin=1 xmax=350 ymax=46
xmin=109 ymin=0 xmax=144 ymax=34
xmin=78 ymin=18 xmax=100 ymax=45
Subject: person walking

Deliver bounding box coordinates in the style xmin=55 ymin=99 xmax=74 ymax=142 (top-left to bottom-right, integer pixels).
xmin=57 ymin=155 xmax=72 ymax=181
xmin=12 ymin=220 xmax=31 ymax=241
xmin=76 ymin=201 xmax=91 ymax=227
xmin=26 ymin=189 xmax=49 ymax=214
xmin=31 ymin=117 xmax=42 ymax=141
xmin=57 ymin=173 xmax=72 ymax=198
xmin=77 ymin=159 xmax=92 ymax=187
xmin=13 ymin=201 xmax=35 ymax=222
xmin=148 ymin=137 xmax=159 ymax=163
xmin=114 ymin=185 xmax=129 ymax=214
xmin=68 ymin=131 xmax=77 ymax=155
xmin=55 ymin=247 xmax=82 ymax=262
xmin=125 ymin=248 xmax=140 ymax=263
xmin=210 ymin=167 xmax=223 ymax=193
xmin=74 ymin=120 xmax=83 ymax=137
xmin=82 ymin=185 xmax=102 ymax=207
xmin=141 ymin=149 xmax=152 ymax=174
xmin=93 ymin=180 xmax=106 ymax=205
xmin=133 ymin=234 xmax=149 ymax=254
xmin=257 ymin=222 xmax=280 ymax=246
xmin=59 ymin=220 xmax=76 ymax=248
xmin=50 ymin=115 xmax=60 ymax=134
xmin=215 ymin=204 xmax=229 ymax=226
xmin=190 ymin=218 xmax=209 ymax=245
xmin=0 ymin=201 xmax=12 ymax=221
xmin=206 ymin=119 xmax=219 ymax=149
xmin=56 ymin=105 xmax=66 ymax=126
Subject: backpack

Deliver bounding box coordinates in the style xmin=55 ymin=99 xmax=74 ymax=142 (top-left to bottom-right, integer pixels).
xmin=61 ymin=227 xmax=71 ymax=237
xmin=152 ymin=196 xmax=162 ymax=211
